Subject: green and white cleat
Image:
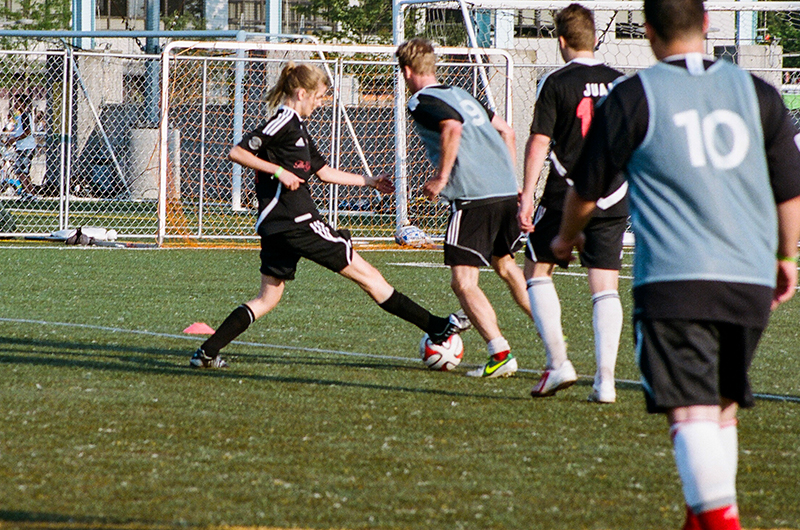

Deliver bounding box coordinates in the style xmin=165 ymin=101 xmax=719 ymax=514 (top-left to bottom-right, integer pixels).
xmin=466 ymin=354 xmax=517 ymax=378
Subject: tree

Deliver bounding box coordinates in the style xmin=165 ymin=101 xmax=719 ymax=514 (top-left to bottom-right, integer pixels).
xmin=0 ymin=0 xmax=71 ymax=49
xmin=293 ymin=0 xmax=393 ymax=44
xmin=162 ymin=0 xmax=206 ymax=31
xmin=763 ymin=10 xmax=800 ymax=69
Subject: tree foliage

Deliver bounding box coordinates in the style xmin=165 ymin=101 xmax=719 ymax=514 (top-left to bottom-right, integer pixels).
xmin=161 ymin=0 xmax=206 ymax=31
xmin=0 ymin=0 xmax=71 ymax=50
xmin=763 ymin=11 xmax=800 ymax=69
xmin=293 ymin=0 xmax=393 ymax=44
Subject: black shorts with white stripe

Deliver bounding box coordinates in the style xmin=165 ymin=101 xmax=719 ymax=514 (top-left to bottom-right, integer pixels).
xmin=443 ymin=196 xmax=524 ymax=267
xmin=259 ymin=220 xmax=353 ymax=280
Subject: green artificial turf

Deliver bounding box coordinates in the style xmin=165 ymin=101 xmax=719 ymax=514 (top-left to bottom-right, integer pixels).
xmin=0 ymin=244 xmax=798 ymax=529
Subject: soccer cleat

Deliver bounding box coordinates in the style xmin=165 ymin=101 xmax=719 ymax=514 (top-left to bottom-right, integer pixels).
xmin=587 ymin=387 xmax=616 ymax=404
xmin=428 ymin=309 xmax=472 ymax=345
xmin=466 ymin=353 xmax=517 ymax=378
xmin=530 ymin=360 xmax=577 ymax=397
xmin=189 ymin=348 xmax=228 ymax=369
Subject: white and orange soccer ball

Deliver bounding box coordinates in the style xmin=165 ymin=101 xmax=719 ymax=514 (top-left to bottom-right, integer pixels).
xmin=419 ymin=333 xmax=464 ymax=371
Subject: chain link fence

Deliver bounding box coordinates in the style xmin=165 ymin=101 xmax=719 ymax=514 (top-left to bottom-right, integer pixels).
xmin=2 ymin=5 xmax=799 ymax=243
xmin=0 ymin=47 xmax=162 ymax=239
xmin=160 ymin=41 xmax=512 ymax=243
xmin=400 ymin=1 xmax=800 ymax=175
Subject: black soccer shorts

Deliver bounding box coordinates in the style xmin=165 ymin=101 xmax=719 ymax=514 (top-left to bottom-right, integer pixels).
xmin=635 ymin=318 xmax=763 ymax=413
xmin=525 ymin=205 xmax=625 ymax=270
xmin=443 ymin=196 xmax=525 ymax=267
xmin=259 ymin=220 xmax=353 ymax=280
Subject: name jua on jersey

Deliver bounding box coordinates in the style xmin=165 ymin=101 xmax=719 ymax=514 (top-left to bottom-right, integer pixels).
xmin=583 ymin=82 xmax=614 ymax=98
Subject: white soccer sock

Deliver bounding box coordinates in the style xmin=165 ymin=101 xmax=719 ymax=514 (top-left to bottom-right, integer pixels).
xmin=591 ymin=290 xmax=622 ymax=391
xmin=720 ymin=419 xmax=739 ymax=483
xmin=527 ymin=277 xmax=568 ymax=369
xmin=487 ymin=336 xmax=510 ymax=356
xmin=671 ymin=420 xmax=737 ymax=514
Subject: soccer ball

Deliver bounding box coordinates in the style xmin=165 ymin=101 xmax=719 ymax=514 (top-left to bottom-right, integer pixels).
xmin=419 ymin=333 xmax=464 ymax=371
xmin=395 ymin=224 xmax=433 ymax=248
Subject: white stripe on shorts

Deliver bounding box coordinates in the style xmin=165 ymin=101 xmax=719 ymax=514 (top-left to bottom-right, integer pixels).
xmin=255 ymin=184 xmax=282 ymax=233
xmin=310 ymin=220 xmax=353 ymax=265
xmin=446 ymin=210 xmax=462 ymax=246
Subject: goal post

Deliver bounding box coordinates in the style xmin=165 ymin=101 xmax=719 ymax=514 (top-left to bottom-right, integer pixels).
xmin=157 ymin=40 xmax=514 ymax=244
xmin=153 ymin=2 xmax=800 ymax=245
xmin=394 ymin=0 xmax=800 ymax=197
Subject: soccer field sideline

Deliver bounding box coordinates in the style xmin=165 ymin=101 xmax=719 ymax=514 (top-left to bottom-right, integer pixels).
xmin=2 ymin=316 xmax=798 ymax=405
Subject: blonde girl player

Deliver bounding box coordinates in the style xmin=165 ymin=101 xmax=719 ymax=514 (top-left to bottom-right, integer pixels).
xmin=191 ymin=62 xmax=469 ymax=368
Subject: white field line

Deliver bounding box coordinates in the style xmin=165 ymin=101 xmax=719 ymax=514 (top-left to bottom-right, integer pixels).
xmin=1 ymin=317 xmax=798 ymax=403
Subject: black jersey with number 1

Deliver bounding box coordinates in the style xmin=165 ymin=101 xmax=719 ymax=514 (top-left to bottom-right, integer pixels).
xmin=238 ymin=106 xmax=329 ymax=236
xmin=530 ymin=58 xmax=624 ymax=215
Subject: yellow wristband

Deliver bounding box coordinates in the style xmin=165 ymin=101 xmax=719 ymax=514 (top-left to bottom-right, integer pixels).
xmin=273 ymin=166 xmax=284 ymax=179
xmin=777 ymin=254 xmax=798 ymax=263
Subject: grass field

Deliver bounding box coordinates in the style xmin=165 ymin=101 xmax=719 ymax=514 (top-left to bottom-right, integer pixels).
xmin=1 ymin=243 xmax=798 ymax=530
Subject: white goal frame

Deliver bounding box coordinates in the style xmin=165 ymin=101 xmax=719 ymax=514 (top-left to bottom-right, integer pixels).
xmin=158 ymin=41 xmax=514 ymax=244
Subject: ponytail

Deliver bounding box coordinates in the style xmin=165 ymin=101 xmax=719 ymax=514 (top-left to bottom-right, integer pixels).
xmin=266 ymin=61 xmax=329 ymax=108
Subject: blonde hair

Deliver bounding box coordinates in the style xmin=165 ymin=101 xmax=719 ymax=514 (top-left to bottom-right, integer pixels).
xmin=396 ymin=38 xmax=437 ymax=76
xmin=266 ymin=62 xmax=329 ymax=108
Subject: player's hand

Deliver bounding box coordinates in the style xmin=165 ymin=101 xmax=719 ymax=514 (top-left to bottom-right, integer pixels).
xmin=277 ymin=170 xmax=304 ymax=191
xmin=370 ymin=173 xmax=395 ymax=194
xmin=422 ymin=176 xmax=447 ymax=200
xmin=550 ymin=233 xmax=584 ymax=263
xmin=518 ymin=196 xmax=535 ymax=233
xmin=772 ymin=258 xmax=798 ymax=310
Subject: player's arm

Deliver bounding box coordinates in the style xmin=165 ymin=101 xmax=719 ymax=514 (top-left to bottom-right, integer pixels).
xmin=228 ymin=145 xmax=304 ymax=191
xmin=316 ymin=165 xmax=395 ymax=194
xmin=423 ymin=118 xmax=462 ymax=200
xmin=773 ymin=195 xmax=800 ymax=309
xmin=519 ymin=75 xmax=558 ymax=231
xmin=14 ymin=116 xmax=31 ymax=142
xmin=518 ymin=133 xmax=551 ymax=232
xmin=491 ymin=114 xmax=516 ymax=162
xmin=551 ymin=188 xmax=595 ymax=261
xmin=753 ymin=75 xmax=800 ymax=309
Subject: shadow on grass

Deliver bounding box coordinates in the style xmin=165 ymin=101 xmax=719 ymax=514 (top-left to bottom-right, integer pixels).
xmin=0 ymin=336 xmax=533 ymax=401
xmin=0 ymin=510 xmax=180 ymax=530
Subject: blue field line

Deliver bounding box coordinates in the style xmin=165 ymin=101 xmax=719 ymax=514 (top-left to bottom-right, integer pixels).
xmin=1 ymin=316 xmax=798 ymax=404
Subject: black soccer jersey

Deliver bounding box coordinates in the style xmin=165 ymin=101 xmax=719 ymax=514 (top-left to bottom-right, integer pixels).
xmin=572 ymin=58 xmax=800 ymax=207
xmin=530 ymin=58 xmax=624 ymax=216
xmin=238 ymin=106 xmax=329 ymax=235
xmin=569 ymin=55 xmax=800 ymax=326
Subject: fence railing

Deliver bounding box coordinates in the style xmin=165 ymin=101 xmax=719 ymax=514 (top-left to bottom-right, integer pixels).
xmin=158 ymin=41 xmax=513 ymax=244
xmin=0 ymin=35 xmax=798 ymax=243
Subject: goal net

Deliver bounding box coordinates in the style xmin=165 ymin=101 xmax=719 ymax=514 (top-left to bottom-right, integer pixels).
xmin=159 ymin=41 xmax=512 ymax=244
xmin=156 ymin=3 xmax=800 ymax=245
xmin=397 ymin=0 xmax=800 ymax=197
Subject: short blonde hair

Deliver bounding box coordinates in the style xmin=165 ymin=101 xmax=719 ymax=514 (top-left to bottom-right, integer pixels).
xmin=396 ymin=38 xmax=437 ymax=76
xmin=266 ymin=62 xmax=329 ymax=108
